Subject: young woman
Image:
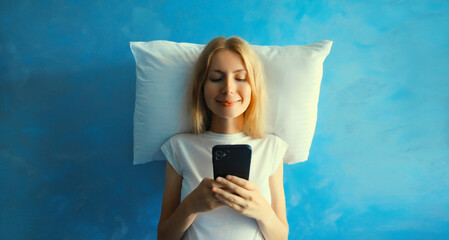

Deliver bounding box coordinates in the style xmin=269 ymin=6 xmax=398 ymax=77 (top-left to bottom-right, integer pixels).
xmin=157 ymin=36 xmax=289 ymax=240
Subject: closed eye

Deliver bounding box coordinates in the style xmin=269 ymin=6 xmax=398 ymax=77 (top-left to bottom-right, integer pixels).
xmin=210 ymin=78 xmax=222 ymax=82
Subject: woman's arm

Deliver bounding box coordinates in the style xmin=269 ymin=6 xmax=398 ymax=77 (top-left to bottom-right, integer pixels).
xmin=212 ymin=162 xmax=289 ymax=240
xmin=157 ymin=162 xmax=196 ymax=240
xmin=257 ymin=162 xmax=289 ymax=239
xmin=157 ymin=162 xmax=226 ymax=240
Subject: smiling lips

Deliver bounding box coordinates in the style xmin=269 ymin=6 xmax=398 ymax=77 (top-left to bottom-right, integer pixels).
xmin=216 ymin=99 xmax=241 ymax=107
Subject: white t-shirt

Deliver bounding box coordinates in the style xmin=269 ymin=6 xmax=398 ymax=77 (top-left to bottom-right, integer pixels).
xmin=161 ymin=131 xmax=289 ymax=240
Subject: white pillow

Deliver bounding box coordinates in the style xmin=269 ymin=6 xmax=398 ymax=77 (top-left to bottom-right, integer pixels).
xmin=130 ymin=40 xmax=332 ymax=165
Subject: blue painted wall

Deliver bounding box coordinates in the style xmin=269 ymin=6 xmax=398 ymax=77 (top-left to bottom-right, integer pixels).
xmin=1 ymin=0 xmax=448 ymax=239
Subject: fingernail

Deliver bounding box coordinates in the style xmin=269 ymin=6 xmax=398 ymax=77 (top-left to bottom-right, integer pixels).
xmin=226 ymin=175 xmax=232 ymax=180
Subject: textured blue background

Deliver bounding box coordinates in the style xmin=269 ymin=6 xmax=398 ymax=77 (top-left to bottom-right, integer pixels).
xmin=1 ymin=0 xmax=449 ymax=239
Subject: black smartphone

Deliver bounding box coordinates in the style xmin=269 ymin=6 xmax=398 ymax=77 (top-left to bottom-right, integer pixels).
xmin=212 ymin=144 xmax=252 ymax=180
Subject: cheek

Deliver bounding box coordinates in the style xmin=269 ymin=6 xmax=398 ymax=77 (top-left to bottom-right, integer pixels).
xmin=242 ymin=85 xmax=252 ymax=103
xmin=203 ymin=84 xmax=213 ymax=100
xmin=203 ymin=84 xmax=216 ymax=108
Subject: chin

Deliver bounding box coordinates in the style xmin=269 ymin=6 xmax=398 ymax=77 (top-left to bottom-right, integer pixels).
xmin=213 ymin=111 xmax=245 ymax=119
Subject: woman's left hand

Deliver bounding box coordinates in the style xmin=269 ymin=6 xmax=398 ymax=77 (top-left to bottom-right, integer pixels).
xmin=212 ymin=175 xmax=271 ymax=221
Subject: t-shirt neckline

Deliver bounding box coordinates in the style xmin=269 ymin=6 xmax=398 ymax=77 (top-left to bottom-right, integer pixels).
xmin=204 ymin=131 xmax=246 ymax=140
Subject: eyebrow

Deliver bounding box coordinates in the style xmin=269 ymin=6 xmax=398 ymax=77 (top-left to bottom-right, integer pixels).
xmin=209 ymin=69 xmax=247 ymax=74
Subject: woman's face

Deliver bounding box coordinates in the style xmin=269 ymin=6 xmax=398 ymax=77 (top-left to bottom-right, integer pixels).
xmin=203 ymin=49 xmax=251 ymax=120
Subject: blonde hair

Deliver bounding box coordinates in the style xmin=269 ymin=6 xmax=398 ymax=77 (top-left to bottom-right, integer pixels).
xmin=189 ymin=36 xmax=266 ymax=138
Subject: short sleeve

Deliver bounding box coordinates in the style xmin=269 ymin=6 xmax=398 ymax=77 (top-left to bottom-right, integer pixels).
xmin=270 ymin=136 xmax=289 ymax=176
xmin=160 ymin=137 xmax=182 ymax=175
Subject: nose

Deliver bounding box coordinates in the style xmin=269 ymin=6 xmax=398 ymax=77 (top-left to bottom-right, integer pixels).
xmin=221 ymin=75 xmax=235 ymax=95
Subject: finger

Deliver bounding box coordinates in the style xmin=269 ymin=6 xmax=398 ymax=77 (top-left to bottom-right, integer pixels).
xmin=225 ymin=175 xmax=255 ymax=190
xmin=212 ymin=186 xmax=247 ymax=209
xmin=211 ymin=181 xmax=225 ymax=189
xmin=201 ymin=177 xmax=214 ymax=187
xmin=202 ymin=177 xmax=224 ymax=189
xmin=216 ymin=177 xmax=251 ymax=199
xmin=214 ymin=193 xmax=244 ymax=212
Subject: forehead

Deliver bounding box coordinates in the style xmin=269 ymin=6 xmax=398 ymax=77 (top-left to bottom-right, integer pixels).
xmin=209 ymin=49 xmax=246 ymax=71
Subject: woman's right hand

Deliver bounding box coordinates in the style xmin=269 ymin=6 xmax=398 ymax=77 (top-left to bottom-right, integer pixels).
xmin=186 ymin=177 xmax=226 ymax=213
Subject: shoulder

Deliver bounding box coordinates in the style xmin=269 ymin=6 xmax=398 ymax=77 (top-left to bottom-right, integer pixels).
xmin=164 ymin=132 xmax=204 ymax=146
xmin=261 ymin=134 xmax=289 ymax=157
xmin=262 ymin=134 xmax=288 ymax=146
xmin=171 ymin=132 xmax=202 ymax=139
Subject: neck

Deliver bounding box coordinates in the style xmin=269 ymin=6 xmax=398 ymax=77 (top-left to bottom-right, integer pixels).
xmin=209 ymin=114 xmax=244 ymax=134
